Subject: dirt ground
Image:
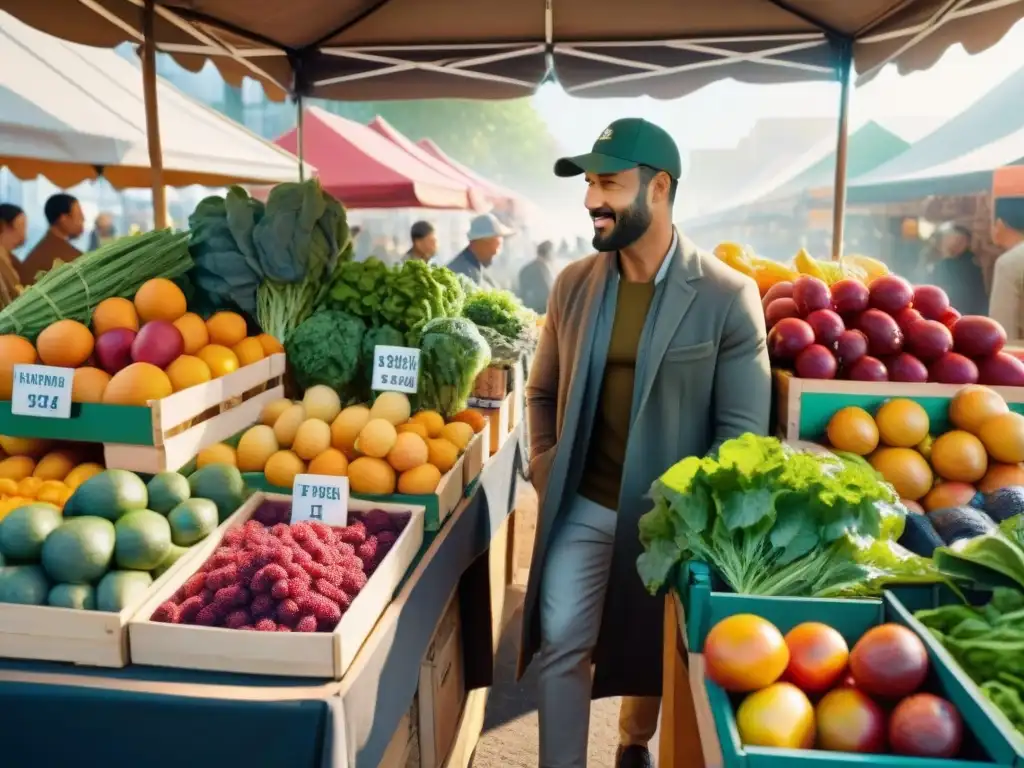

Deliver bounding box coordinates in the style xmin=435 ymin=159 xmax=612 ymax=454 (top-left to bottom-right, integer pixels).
xmin=466 ymin=485 xmax=635 ymax=768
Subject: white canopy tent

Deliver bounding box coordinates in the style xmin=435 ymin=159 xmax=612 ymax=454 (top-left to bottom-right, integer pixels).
xmin=0 ymin=11 xmax=308 ymax=190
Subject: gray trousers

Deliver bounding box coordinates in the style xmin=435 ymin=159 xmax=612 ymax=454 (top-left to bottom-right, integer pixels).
xmin=537 ymin=494 xmax=660 ymax=768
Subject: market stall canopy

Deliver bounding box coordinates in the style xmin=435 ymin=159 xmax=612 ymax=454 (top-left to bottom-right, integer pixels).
xmin=275 ymin=107 xmax=470 ymax=209
xmin=416 ymin=139 xmax=524 ymax=210
xmin=848 ymin=64 xmax=1024 ymax=203
xmin=686 ymin=120 xmax=910 ymax=229
xmin=1 ymin=1 xmax=1022 ymax=100
xmin=0 ymin=11 xmax=307 ymax=188
xmin=366 ymin=116 xmax=490 ymax=212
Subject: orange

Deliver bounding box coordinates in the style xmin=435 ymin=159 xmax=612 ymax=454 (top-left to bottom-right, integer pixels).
xmin=410 ymin=410 xmax=445 ymax=438
xmin=348 ymin=456 xmax=397 ymax=495
xmin=949 ymin=385 xmax=1009 ymax=435
xmin=91 ymin=297 xmax=139 ymax=336
xmin=874 ymin=399 xmax=930 ymax=448
xmin=737 ymin=683 xmax=815 ymax=749
xmin=257 ymin=333 xmax=284 ymax=356
xmin=36 ymin=319 xmax=94 ymax=368
xmin=172 ymin=312 xmax=210 ymax=355
xmin=206 ymin=312 xmax=247 ymax=348
xmin=232 ymin=337 xmax=265 ymax=367
xmin=449 ymin=409 xmax=487 ymax=434
xmin=704 ymin=614 xmax=789 ymax=693
xmin=826 ymin=407 xmax=879 ymax=456
xmin=0 ymin=335 xmax=38 ymax=399
xmin=71 ymin=367 xmax=111 ymax=403
xmin=264 ymin=450 xmax=306 ymax=489
xmin=978 ymin=463 xmax=1024 ymax=493
xmin=923 ymin=481 xmax=980 ymax=512
xmin=308 ymin=448 xmax=349 ymax=477
xmin=196 ymin=443 xmax=237 ymax=469
xmin=196 ymin=344 xmax=240 ymax=378
xmin=102 ymin=362 xmax=173 ymax=406
xmin=978 ymin=411 xmax=1024 ymax=464
xmin=134 ymin=278 xmax=187 ymax=323
xmin=868 ymin=448 xmax=933 ymax=501
xmin=930 ymin=430 xmax=988 ymax=483
xmin=165 ymin=355 xmax=213 ymax=392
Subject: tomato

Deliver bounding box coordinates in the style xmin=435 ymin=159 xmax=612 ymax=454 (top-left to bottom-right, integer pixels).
xmin=784 ymin=622 xmax=850 ymax=694
xmin=705 ymin=614 xmax=789 ymax=692
xmin=737 ymin=683 xmax=816 ymax=748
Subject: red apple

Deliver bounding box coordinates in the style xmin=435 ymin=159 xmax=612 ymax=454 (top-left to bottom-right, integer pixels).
xmin=768 ymin=317 xmax=816 ymax=361
xmin=805 ymin=309 xmax=845 ymax=348
xmin=904 ymin=319 xmax=953 ymax=362
xmin=847 ymin=356 xmax=888 ymax=381
xmin=939 ymin=307 xmax=961 ymax=328
xmin=765 ymin=297 xmax=800 ymax=329
xmin=831 ymin=279 xmax=870 ymax=316
xmin=869 ymin=274 xmax=914 ymax=315
xmin=792 ymin=275 xmax=832 ymax=316
xmin=795 ymin=345 xmax=838 ymax=379
xmin=952 ymin=315 xmax=1007 ymax=358
xmin=836 ymin=330 xmax=868 ymax=368
xmin=886 ymin=353 xmax=929 ymax=383
xmin=762 ymin=281 xmax=794 ymax=310
xmin=893 ymin=307 xmax=923 ymax=333
xmin=977 ymin=352 xmax=1024 ymax=386
xmin=912 ymin=285 xmax=950 ymax=320
xmin=929 ymin=352 xmax=979 ymax=384
xmin=857 ymin=309 xmax=904 ymax=357
xmin=816 ymin=688 xmax=887 ymax=753
xmin=889 ymin=694 xmax=963 ymax=758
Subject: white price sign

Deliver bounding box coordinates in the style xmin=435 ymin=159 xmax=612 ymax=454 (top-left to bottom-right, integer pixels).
xmin=290 ymin=474 xmax=349 ymax=526
xmin=371 ymin=345 xmax=420 ymax=394
xmin=10 ymin=364 xmax=73 ymax=419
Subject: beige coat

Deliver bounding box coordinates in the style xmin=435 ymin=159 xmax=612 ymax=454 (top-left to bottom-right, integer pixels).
xmin=519 ymin=233 xmax=772 ymax=697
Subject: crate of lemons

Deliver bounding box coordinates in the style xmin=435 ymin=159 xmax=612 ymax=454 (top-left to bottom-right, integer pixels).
xmin=0 ymin=436 xmax=107 ymax=520
xmin=197 ymin=386 xmax=486 ymax=495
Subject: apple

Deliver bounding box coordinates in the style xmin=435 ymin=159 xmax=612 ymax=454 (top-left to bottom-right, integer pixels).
xmin=869 ymin=275 xmax=914 ymax=315
xmin=831 ymin=279 xmax=870 ymax=317
xmin=805 ymin=309 xmax=845 ymax=348
xmin=912 ymin=285 xmax=950 ymax=320
xmin=792 ymin=275 xmax=832 ymax=316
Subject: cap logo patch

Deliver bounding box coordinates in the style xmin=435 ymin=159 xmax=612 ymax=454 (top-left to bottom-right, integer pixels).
xmin=598 ymin=128 xmax=613 ymax=141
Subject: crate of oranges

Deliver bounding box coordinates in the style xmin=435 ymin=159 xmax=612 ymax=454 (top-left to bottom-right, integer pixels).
xmin=0 ymin=279 xmax=287 ymax=474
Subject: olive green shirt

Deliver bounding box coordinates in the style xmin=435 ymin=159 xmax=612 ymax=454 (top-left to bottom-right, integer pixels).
xmin=578 ymin=279 xmax=656 ymax=510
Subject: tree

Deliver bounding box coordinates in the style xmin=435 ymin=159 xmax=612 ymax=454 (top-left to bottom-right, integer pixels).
xmin=315 ymin=98 xmax=557 ymax=189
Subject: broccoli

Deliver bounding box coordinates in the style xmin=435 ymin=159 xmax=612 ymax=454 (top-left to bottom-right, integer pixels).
xmin=417 ymin=317 xmax=491 ymax=417
xmin=285 ymin=310 xmax=366 ymax=394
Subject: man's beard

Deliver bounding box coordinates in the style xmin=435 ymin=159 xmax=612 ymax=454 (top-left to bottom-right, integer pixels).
xmin=590 ymin=187 xmax=653 ymax=252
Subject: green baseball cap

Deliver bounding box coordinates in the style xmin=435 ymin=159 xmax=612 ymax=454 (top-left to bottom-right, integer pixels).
xmin=554 ymin=117 xmax=682 ymax=180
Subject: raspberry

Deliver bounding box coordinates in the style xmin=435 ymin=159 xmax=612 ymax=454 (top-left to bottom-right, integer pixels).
xmin=277 ymin=625 xmax=292 ymax=632
xmin=303 ymin=561 xmax=330 ymax=580
xmin=288 ymin=578 xmax=310 ymax=599
xmin=276 ymin=599 xmax=301 ymax=625
xmin=334 ymin=542 xmax=355 ymax=557
xmin=318 ymin=566 xmax=344 ymax=587
xmin=201 ymin=588 xmax=216 ymax=605
xmin=299 ymin=593 xmax=342 ymax=629
xmin=315 ymin=579 xmax=347 ymax=604
xmin=309 ymin=521 xmax=334 ymax=543
xmin=209 ymin=548 xmax=239 ymax=568
xmin=250 ymin=594 xmax=275 ymax=618
xmin=291 ymin=548 xmax=314 ymax=565
xmin=291 ymin=523 xmax=313 ymax=542
xmin=223 ymin=527 xmax=246 ymax=548
xmin=336 ymin=522 xmax=366 ymax=546
xmin=285 ymin=562 xmax=309 ymax=580
xmin=151 ymin=601 xmax=180 ymax=623
xmin=254 ymin=618 xmax=278 ymax=632
xmin=337 ymin=555 xmax=363 ymax=572
xmin=171 ymin=588 xmax=186 ymax=604
xmin=338 ymin=567 xmax=367 ymax=595
xmin=252 ymin=503 xmax=283 ymax=526
xmin=295 ymin=615 xmax=318 ymax=632
xmin=356 ymin=536 xmax=378 ymax=563
xmin=377 ymin=530 xmax=398 ymax=556
xmin=195 ymin=604 xmax=222 ymax=626
xmin=362 ymin=509 xmax=393 ymax=535
xmin=224 ymin=609 xmax=251 ymax=629
xmin=251 ymin=563 xmax=289 ymax=593
xmin=270 ymin=579 xmax=290 ymax=600
xmin=236 ymin=551 xmax=260 ymax=582
xmin=244 ymin=519 xmax=266 ymax=537
xmin=214 ymin=584 xmax=250 ymax=608
xmin=178 ymin=595 xmax=204 ymax=624
xmin=206 ymin=564 xmax=239 ymax=591
xmin=181 ymin=571 xmax=207 ymax=598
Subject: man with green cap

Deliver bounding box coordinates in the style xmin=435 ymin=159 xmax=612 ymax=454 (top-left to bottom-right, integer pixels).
xmin=519 ymin=118 xmax=771 ymax=767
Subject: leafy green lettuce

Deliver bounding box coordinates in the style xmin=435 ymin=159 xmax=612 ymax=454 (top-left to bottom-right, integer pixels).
xmin=416 ymin=317 xmax=491 ymax=417
xmin=636 ymin=434 xmax=937 ymax=597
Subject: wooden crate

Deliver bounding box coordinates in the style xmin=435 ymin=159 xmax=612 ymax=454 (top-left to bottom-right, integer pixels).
xmin=0 ymin=354 xmax=286 ymax=473
xmin=0 ymin=542 xmax=199 ymax=668
xmin=774 ymin=369 xmax=1024 ymax=441
xmin=418 ymin=595 xmax=465 ymax=768
xmin=473 ymin=393 xmax=512 ymax=454
xmin=471 ymin=367 xmax=508 ymax=401
xmin=128 ymin=492 xmax=425 ymax=679
xmin=462 ymin=427 xmax=489 ymax=488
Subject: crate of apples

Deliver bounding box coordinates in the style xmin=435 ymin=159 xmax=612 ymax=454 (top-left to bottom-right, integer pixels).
xmin=765 ymin=274 xmax=1024 ymax=385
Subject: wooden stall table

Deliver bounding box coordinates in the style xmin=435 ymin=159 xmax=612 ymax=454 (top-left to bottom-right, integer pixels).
xmin=659 ymin=594 xmax=724 ymax=768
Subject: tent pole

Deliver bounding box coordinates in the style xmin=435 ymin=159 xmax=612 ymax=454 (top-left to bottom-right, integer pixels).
xmin=296 ymin=96 xmax=305 ymax=181
xmin=830 ymin=43 xmax=853 ymax=262
xmin=142 ymin=0 xmax=167 ymax=230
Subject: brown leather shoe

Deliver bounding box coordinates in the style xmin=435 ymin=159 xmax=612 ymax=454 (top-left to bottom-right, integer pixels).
xmin=616 ymin=744 xmax=654 ymax=768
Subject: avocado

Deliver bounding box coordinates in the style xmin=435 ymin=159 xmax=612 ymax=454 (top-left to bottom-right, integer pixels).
xmin=0 ymin=503 xmax=62 ymax=561
xmin=151 ymin=543 xmax=189 ymax=578
xmin=984 ymin=487 xmax=1024 ymax=523
xmin=188 ymin=464 xmax=246 ymax=522
xmin=96 ymin=570 xmax=153 ymax=613
xmin=146 ymin=472 xmax=191 ymax=515
xmin=41 ymin=516 xmax=116 ymax=584
xmin=48 ymin=583 xmax=96 ymax=610
xmin=0 ymin=565 xmax=50 ymax=605
xmin=114 ymin=510 xmax=172 ymax=570
xmin=929 ymin=506 xmax=997 ymax=545
xmin=167 ymin=498 xmax=218 ymax=546
xmin=65 ymin=469 xmax=148 ymax=521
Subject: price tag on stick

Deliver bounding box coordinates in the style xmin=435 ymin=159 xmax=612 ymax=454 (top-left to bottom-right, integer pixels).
xmin=290 ymin=474 xmax=349 ymax=526
xmin=371 ymin=345 xmax=420 ymax=394
xmin=10 ymin=364 xmax=73 ymax=419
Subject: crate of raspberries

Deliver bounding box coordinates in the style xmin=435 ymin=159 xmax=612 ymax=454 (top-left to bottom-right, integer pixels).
xmin=128 ymin=492 xmax=425 ymax=678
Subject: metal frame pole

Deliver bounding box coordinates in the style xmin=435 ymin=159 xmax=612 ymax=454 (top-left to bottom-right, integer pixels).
xmin=830 ymin=41 xmax=853 ymax=261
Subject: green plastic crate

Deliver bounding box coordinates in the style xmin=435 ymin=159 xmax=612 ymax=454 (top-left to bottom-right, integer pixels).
xmin=701 ymin=591 xmax=1019 ymax=767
